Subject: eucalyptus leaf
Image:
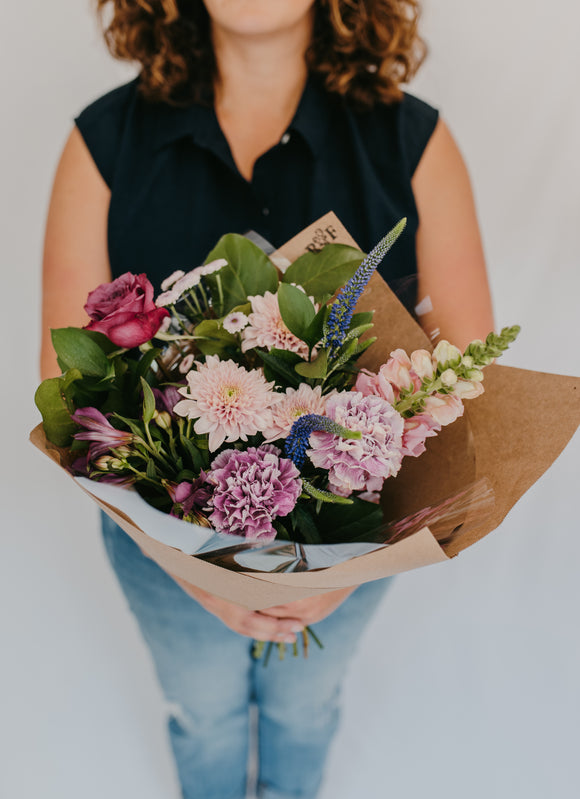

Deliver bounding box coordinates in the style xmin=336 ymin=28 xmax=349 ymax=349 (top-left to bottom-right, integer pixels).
xmin=277 ymin=283 xmax=316 ymax=341
xmin=282 ymin=244 xmax=364 ymax=300
xmin=303 ymin=305 xmax=328 ymax=349
xmin=51 ymin=328 xmax=111 ymax=378
xmin=203 ymin=234 xmax=278 ymax=315
xmin=295 ymin=350 xmax=328 ymax=379
xmin=257 ymin=349 xmax=303 ymax=388
xmin=194 ymin=319 xmax=236 ymax=356
xmin=34 ymin=368 xmax=83 ymax=446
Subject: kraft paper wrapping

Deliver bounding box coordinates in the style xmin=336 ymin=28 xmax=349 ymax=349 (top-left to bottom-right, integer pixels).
xmin=30 ymin=213 xmax=580 ymax=609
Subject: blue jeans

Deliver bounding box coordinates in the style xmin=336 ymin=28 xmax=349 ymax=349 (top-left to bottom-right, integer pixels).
xmin=101 ymin=513 xmax=392 ymax=799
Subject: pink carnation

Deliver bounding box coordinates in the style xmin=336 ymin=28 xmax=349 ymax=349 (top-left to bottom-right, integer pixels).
xmin=206 ymin=445 xmax=302 ymax=541
xmin=173 ymin=356 xmax=276 ymax=451
xmin=241 ymin=291 xmax=312 ymax=358
xmin=308 ymin=392 xmax=405 ymax=500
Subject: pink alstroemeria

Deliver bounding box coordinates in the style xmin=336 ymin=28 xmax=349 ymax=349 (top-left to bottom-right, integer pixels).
xmin=71 ymin=407 xmax=134 ymax=458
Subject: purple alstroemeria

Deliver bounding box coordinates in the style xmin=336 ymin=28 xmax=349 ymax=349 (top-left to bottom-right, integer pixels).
xmin=153 ymin=385 xmax=185 ymax=418
xmin=168 ymin=473 xmax=212 ymax=524
xmin=71 ymin=407 xmax=134 ymax=458
xmin=68 ymin=449 xmax=135 ymax=487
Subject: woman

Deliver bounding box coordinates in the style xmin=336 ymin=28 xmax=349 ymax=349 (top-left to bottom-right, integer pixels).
xmin=41 ymin=1 xmax=494 ymax=797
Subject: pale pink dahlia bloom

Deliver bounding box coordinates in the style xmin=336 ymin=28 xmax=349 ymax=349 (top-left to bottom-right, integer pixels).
xmin=206 ymin=445 xmax=302 ymax=541
xmin=241 ymin=291 xmax=311 ymax=358
xmin=308 ymin=391 xmax=405 ymax=500
xmin=262 ymin=384 xmax=327 ymax=443
xmin=173 ymin=355 xmax=276 ymax=451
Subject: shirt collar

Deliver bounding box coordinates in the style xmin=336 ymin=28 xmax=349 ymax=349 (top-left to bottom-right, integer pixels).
xmin=149 ymin=73 xmax=332 ymax=158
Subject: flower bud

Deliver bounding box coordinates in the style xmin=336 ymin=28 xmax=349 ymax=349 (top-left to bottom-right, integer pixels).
xmin=465 ymin=368 xmax=484 ymax=382
xmin=461 ymin=355 xmax=474 ymax=368
xmin=433 ymin=340 xmax=462 ymax=370
xmin=453 ymin=379 xmax=485 ymax=400
xmin=94 ymin=456 xmax=124 ymax=471
xmin=115 ymin=446 xmax=132 ymax=458
xmin=440 ymin=368 xmax=458 ymax=387
xmin=410 ymin=349 xmax=435 ymax=381
xmin=139 ymin=341 xmax=154 ymax=353
xmin=153 ymin=410 xmax=172 ymax=431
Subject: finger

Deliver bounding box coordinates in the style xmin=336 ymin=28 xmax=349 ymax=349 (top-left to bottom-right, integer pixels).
xmin=241 ymin=611 xmax=303 ymax=642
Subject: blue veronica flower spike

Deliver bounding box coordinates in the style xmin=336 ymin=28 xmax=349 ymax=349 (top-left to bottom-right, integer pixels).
xmin=322 ymin=217 xmax=407 ymax=356
xmin=285 ymin=413 xmax=361 ymax=467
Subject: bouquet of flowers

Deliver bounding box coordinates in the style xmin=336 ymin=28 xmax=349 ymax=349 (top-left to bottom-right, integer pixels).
xmin=32 ymin=214 xmax=579 ymax=661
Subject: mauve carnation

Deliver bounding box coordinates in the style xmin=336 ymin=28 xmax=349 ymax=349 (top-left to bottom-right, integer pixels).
xmin=308 ymin=392 xmax=405 ymax=499
xmin=206 ymin=445 xmax=302 ymax=541
xmin=84 ymin=272 xmax=169 ymax=348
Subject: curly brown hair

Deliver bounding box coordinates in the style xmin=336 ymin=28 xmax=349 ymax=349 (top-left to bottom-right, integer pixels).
xmin=96 ymin=0 xmax=427 ymax=108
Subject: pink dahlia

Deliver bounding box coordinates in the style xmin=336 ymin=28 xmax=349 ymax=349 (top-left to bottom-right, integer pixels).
xmin=308 ymin=392 xmax=405 ymax=500
xmin=241 ymin=291 xmax=311 ymax=358
xmin=173 ymin=355 xmax=276 ymax=451
xmin=206 ymin=445 xmax=302 ymax=541
xmin=262 ymin=384 xmax=327 ymax=443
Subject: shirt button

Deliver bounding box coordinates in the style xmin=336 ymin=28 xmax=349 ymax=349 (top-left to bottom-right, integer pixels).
xmin=262 ymin=207 xmax=270 ymax=217
xmin=280 ymin=132 xmax=291 ymax=145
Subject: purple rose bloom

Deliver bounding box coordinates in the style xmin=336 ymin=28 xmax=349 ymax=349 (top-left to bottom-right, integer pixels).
xmin=206 ymin=445 xmax=302 ymax=542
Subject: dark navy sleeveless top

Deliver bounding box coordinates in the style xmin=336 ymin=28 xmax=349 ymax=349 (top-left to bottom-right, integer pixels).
xmin=75 ymin=75 xmax=438 ymax=308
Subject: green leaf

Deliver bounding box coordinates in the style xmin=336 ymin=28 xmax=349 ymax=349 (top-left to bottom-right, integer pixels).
xmin=34 ymin=368 xmax=83 ymax=446
xmin=146 ymin=459 xmax=158 ymax=480
xmin=51 ymin=328 xmax=111 ymax=378
xmin=350 ymin=311 xmax=374 ymax=327
xmin=342 ymin=322 xmax=374 ymax=344
xmin=282 ymin=244 xmax=364 ymax=300
xmin=193 ymin=319 xmax=236 ymax=356
xmin=136 ymin=347 xmax=162 ymax=380
xmin=302 ymin=478 xmax=353 ymax=505
xmin=316 ymin=498 xmax=384 ymax=543
xmin=203 ymin=234 xmax=279 ymax=315
xmin=181 ymin=436 xmax=206 ymax=472
xmin=303 ymin=304 xmax=329 ymax=349
xmin=257 ymin=349 xmax=303 ymax=388
xmin=140 ymin=377 xmax=156 ymax=424
xmin=277 ymin=283 xmax=316 ymax=341
xmin=295 ymin=350 xmax=328 ymax=379
xmin=291 ymin=505 xmax=322 ymax=545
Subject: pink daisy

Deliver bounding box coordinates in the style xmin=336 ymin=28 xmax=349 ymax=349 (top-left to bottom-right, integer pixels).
xmin=173 ymin=355 xmax=276 ymax=451
xmin=262 ymin=384 xmax=328 ymax=442
xmin=241 ymin=291 xmax=312 ymax=358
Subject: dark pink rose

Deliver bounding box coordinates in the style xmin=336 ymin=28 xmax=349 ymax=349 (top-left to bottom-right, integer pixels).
xmin=84 ymin=273 xmax=169 ymax=348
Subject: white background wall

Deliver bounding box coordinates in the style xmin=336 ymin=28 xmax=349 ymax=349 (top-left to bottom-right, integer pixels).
xmin=1 ymin=2 xmax=579 ymax=797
